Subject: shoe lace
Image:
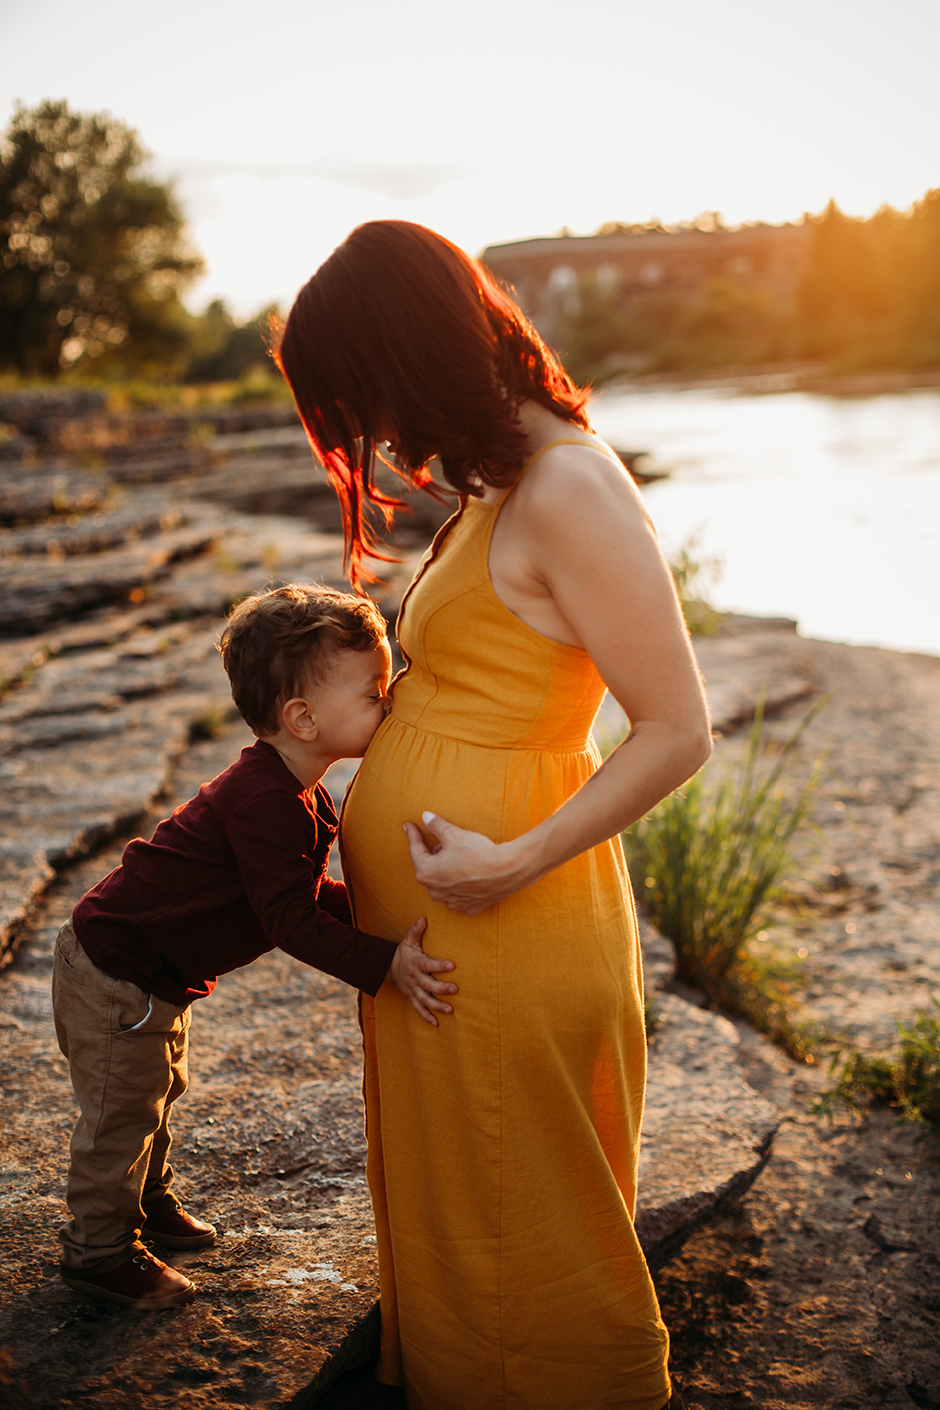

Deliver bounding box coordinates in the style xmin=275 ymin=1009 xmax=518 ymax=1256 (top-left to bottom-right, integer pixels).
xmin=131 ymin=1248 xmax=164 ymax=1270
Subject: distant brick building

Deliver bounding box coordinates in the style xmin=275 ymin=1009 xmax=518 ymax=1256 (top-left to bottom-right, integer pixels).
xmin=481 ymin=223 xmax=811 ymax=344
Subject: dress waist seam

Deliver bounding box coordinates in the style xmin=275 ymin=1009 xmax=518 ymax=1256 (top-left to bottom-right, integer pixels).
xmin=385 ymin=714 xmax=594 ymax=756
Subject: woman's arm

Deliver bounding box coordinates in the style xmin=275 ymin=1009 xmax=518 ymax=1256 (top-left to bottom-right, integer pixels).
xmin=404 ymin=443 xmax=713 ymax=915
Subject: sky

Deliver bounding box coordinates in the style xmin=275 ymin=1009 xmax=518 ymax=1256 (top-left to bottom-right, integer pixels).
xmin=3 ymin=0 xmax=940 ymax=319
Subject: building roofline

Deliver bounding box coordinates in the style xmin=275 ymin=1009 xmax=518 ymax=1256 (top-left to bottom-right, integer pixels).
xmin=482 ymin=222 xmax=809 ymax=263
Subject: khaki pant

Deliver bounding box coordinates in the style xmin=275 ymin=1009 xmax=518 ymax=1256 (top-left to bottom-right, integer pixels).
xmin=52 ymin=918 xmax=191 ymax=1273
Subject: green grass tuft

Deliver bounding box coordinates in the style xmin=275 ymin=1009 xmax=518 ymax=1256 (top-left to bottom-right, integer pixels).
xmin=189 ymin=702 xmax=231 ymax=742
xmin=813 ymin=1001 xmax=940 ymax=1130
xmin=644 ymin=994 xmax=663 ymax=1041
xmin=668 ymin=533 xmax=725 ymax=637
xmin=624 ymin=698 xmax=830 ymax=1059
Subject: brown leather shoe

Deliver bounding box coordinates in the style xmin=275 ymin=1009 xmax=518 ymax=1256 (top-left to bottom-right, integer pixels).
xmin=60 ymin=1246 xmax=195 ymax=1310
xmin=142 ymin=1203 xmax=217 ymax=1249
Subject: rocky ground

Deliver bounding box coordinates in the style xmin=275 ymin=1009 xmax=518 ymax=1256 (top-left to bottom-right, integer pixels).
xmin=0 ymin=392 xmax=938 ymax=1408
xmin=613 ymin=618 xmax=940 ymax=1410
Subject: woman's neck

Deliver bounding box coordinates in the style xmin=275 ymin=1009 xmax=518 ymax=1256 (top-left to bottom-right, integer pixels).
xmin=477 ymin=401 xmax=596 ymax=505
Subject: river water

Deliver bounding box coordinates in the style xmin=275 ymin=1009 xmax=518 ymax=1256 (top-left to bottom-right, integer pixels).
xmin=588 ymin=386 xmax=940 ymax=659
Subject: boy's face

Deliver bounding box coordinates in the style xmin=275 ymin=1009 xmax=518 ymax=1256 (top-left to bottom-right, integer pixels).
xmin=306 ymin=641 xmax=392 ymax=762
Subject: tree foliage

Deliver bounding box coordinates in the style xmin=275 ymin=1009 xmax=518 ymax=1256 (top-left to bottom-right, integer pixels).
xmin=0 ymin=100 xmax=202 ymax=377
xmin=563 ymin=273 xmax=788 ymax=383
xmin=797 ymin=193 xmax=940 ymax=368
xmin=185 ymin=299 xmax=275 ymax=383
xmin=559 ymin=190 xmax=940 ymax=383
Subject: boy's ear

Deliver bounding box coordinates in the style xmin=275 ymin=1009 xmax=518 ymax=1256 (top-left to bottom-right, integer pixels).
xmin=281 ymin=696 xmax=318 ymax=742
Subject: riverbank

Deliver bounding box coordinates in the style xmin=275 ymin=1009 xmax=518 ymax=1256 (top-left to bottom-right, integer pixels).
xmin=600 ymin=364 xmax=940 ymax=400
xmin=2 ymin=622 xmax=937 ymax=1409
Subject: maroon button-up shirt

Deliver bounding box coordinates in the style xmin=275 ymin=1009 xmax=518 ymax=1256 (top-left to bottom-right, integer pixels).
xmin=73 ymin=739 xmax=395 ymax=1006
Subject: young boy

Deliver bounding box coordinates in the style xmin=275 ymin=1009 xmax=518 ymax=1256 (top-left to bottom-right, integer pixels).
xmin=52 ymin=583 xmax=457 ymax=1311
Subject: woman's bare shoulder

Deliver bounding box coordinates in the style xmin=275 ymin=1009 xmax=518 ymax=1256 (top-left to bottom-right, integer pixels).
xmin=513 ymin=437 xmax=652 ymax=534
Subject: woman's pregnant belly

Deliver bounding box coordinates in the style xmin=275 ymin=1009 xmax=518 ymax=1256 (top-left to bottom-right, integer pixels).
xmin=341 ymin=713 xmax=643 ymax=1030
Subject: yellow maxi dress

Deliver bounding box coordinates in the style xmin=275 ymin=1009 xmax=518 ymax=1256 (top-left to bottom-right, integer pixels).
xmin=342 ymin=440 xmax=671 ymax=1410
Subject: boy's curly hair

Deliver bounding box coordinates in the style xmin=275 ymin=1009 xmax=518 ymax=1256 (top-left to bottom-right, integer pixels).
xmin=219 ymin=583 xmax=387 ymax=736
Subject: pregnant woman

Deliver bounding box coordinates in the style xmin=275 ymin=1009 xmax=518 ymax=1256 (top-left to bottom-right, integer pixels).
xmin=277 ymin=221 xmax=710 ymax=1410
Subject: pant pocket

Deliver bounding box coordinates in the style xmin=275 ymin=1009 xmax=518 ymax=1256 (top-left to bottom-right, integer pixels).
xmin=120 ymin=995 xmax=154 ymax=1032
xmin=54 ymin=938 xmax=86 ymax=987
xmin=115 ymin=990 xmax=188 ymax=1035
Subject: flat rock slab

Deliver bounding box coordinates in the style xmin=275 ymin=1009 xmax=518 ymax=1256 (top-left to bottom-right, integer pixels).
xmin=0 ymin=494 xmax=183 ymax=559
xmin=693 ymin=628 xmax=816 ymax=732
xmin=0 ymin=526 xmax=218 ymax=634
xmin=636 ymin=994 xmax=778 ymax=1271
xmin=0 ymin=462 xmax=110 ymax=522
xmin=596 ymin=617 xmax=816 ymax=745
xmin=0 ymin=729 xmax=382 ymax=1409
xmin=0 ymin=637 xmax=227 ymax=957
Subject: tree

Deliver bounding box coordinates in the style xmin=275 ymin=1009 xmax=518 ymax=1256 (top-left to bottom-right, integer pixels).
xmin=0 ymin=100 xmax=202 ymax=377
xmin=560 ymin=275 xmax=637 ymax=384
xmin=671 ymin=278 xmax=788 ymax=370
xmin=185 ymin=299 xmax=277 ymax=383
xmin=796 ymin=199 xmax=906 ymax=365
xmin=901 ymin=187 xmax=940 ymax=366
xmin=560 ymin=273 xmax=782 ymax=382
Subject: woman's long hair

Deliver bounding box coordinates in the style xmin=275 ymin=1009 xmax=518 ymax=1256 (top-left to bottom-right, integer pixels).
xmin=275 ymin=220 xmax=589 ymax=587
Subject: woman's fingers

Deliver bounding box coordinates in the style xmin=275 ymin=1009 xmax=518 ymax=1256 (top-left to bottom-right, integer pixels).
xmin=405 ymin=814 xmax=497 ymax=890
xmin=403 ymin=820 xmax=431 ymax=869
xmin=405 ymin=812 xmax=521 ymax=913
xmin=422 ymin=811 xmax=458 ymax=846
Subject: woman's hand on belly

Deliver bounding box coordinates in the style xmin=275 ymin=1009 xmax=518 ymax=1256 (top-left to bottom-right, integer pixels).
xmin=404 ymin=815 xmax=529 ymax=915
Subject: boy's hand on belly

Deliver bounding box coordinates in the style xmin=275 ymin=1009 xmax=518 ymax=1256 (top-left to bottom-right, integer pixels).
xmin=387 ymin=917 xmax=458 ymax=1027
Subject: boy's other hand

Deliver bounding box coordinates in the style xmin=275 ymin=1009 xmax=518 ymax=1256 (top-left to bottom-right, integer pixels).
xmin=388 ymin=918 xmax=457 ymax=1027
